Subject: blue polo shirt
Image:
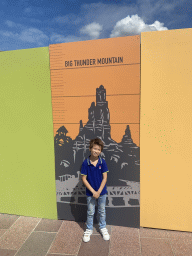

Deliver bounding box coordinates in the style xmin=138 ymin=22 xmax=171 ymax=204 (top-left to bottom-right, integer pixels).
xmin=81 ymin=156 xmax=109 ymax=196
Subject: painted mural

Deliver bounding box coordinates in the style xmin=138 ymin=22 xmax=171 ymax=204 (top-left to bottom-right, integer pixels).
xmin=50 ymin=35 xmax=140 ymax=228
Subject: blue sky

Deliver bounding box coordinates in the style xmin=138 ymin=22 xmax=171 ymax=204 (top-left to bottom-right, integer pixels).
xmin=0 ymin=0 xmax=191 ymax=51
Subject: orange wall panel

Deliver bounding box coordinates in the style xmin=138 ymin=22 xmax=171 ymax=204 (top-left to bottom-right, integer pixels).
xmin=50 ymin=35 xmax=140 ymax=227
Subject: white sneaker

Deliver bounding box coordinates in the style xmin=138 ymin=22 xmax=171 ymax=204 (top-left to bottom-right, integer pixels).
xmin=100 ymin=228 xmax=110 ymax=240
xmin=83 ymin=229 xmax=93 ymax=242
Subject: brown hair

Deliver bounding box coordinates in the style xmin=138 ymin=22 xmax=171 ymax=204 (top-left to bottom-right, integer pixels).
xmin=89 ymin=138 xmax=104 ymax=151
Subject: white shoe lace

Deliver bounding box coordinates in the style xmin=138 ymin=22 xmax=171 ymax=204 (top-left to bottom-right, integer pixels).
xmin=84 ymin=229 xmax=92 ymax=236
xmin=101 ymin=228 xmax=108 ymax=235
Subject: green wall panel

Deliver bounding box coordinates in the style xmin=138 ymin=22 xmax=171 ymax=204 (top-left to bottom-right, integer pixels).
xmin=0 ymin=47 xmax=57 ymax=219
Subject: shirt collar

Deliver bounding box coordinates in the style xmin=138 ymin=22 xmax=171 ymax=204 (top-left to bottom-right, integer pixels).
xmin=87 ymin=156 xmax=102 ymax=165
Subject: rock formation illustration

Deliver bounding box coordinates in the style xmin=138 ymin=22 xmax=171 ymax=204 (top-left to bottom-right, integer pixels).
xmin=54 ymin=85 xmax=140 ymax=207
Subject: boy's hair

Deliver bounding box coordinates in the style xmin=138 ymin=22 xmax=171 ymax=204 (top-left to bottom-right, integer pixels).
xmin=89 ymin=138 xmax=104 ymax=151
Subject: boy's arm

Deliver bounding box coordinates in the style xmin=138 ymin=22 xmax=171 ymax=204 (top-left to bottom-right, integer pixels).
xmin=98 ymin=172 xmax=107 ymax=194
xmin=82 ymin=175 xmax=96 ymax=194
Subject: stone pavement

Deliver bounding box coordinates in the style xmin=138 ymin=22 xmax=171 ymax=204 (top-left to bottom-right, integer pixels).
xmin=0 ymin=213 xmax=192 ymax=255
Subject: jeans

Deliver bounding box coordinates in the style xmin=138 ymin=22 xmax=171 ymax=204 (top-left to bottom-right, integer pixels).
xmin=86 ymin=194 xmax=107 ymax=230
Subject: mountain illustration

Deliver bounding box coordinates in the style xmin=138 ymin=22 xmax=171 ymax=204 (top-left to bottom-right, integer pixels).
xmin=54 ymin=85 xmax=140 ymax=186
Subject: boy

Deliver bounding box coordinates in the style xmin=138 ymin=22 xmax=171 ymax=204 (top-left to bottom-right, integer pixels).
xmin=81 ymin=138 xmax=110 ymax=242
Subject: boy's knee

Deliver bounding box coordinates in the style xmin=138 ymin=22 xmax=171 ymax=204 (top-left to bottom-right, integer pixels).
xmin=88 ymin=209 xmax=95 ymax=215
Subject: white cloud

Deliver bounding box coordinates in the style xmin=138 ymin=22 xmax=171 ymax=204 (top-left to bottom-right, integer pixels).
xmin=24 ymin=8 xmax=32 ymax=13
xmin=50 ymin=33 xmax=82 ymax=43
xmin=50 ymin=1 xmax=187 ymax=42
xmin=19 ymin=28 xmax=48 ymax=45
xmin=80 ymin=22 xmax=103 ymax=39
xmin=137 ymin=0 xmax=184 ymax=22
xmin=5 ymin=20 xmax=24 ymax=29
xmin=151 ymin=20 xmax=168 ymax=31
xmin=1 ymin=0 xmax=188 ymax=50
xmin=110 ymin=14 xmax=168 ymax=37
xmin=0 ymin=31 xmax=19 ymax=37
xmin=5 ymin=20 xmax=16 ymax=28
xmin=0 ymin=27 xmax=49 ymax=46
xmin=80 ymin=3 xmax=138 ymax=32
xmin=30 ymin=19 xmax=42 ymax=23
xmin=23 ymin=6 xmax=44 ymax=16
xmin=54 ymin=15 xmax=70 ymax=24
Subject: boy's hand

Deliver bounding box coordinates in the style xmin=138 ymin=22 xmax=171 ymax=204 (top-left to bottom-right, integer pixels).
xmin=93 ymin=191 xmax=100 ymax=199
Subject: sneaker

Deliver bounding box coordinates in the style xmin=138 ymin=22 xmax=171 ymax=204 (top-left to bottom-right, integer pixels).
xmin=83 ymin=229 xmax=93 ymax=242
xmin=100 ymin=227 xmax=110 ymax=240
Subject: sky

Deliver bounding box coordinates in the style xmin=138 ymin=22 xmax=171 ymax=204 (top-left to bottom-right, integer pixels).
xmin=0 ymin=0 xmax=191 ymax=51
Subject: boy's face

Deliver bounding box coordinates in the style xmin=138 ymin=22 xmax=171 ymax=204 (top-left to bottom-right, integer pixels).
xmin=90 ymin=144 xmax=101 ymax=158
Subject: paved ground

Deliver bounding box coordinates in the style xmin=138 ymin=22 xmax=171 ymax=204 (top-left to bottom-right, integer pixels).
xmin=0 ymin=213 xmax=192 ymax=255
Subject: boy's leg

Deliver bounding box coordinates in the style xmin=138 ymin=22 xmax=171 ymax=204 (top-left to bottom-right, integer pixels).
xmin=86 ymin=196 xmax=96 ymax=230
xmin=97 ymin=194 xmax=107 ymax=229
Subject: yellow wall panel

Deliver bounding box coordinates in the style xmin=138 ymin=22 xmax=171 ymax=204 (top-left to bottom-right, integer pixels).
xmin=140 ymin=28 xmax=192 ymax=232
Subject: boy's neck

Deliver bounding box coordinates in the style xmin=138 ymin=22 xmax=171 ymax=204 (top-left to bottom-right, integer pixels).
xmin=90 ymin=155 xmax=99 ymax=162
